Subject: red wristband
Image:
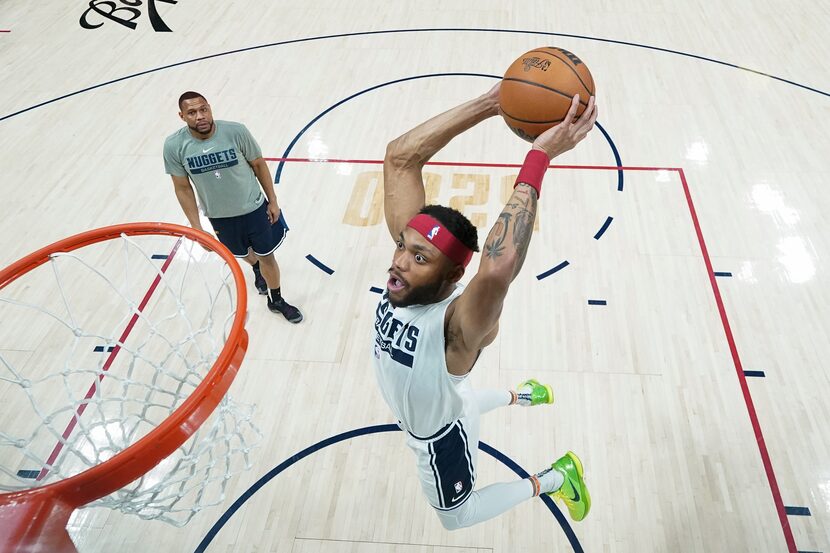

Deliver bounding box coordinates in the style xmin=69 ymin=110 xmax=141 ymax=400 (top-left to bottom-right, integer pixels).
xmin=515 ymin=149 xmax=550 ymax=198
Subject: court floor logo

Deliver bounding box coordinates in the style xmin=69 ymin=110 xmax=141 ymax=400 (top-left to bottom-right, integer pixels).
xmin=80 ymin=0 xmax=179 ymax=32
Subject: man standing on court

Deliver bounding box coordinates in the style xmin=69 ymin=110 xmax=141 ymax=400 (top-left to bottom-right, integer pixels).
xmin=163 ymin=91 xmax=302 ymax=323
xmin=374 ymin=84 xmax=596 ymax=529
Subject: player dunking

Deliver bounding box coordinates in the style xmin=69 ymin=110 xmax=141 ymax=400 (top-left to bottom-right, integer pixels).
xmin=373 ymin=83 xmax=597 ymax=529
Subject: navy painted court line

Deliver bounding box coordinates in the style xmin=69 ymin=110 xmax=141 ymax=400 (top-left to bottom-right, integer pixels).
xmin=305 ymin=254 xmax=334 ymax=275
xmin=2 ymin=27 xmax=826 ymax=124
xmin=478 ymin=440 xmax=583 ymax=552
xmin=595 ymin=123 xmax=624 ymax=191
xmin=93 ymin=345 xmax=115 ymax=353
xmin=16 ymin=470 xmax=38 ymax=479
xmin=536 ymin=260 xmax=570 ymax=280
xmin=151 ymin=254 xmax=169 ymax=260
xmin=593 ymin=216 xmax=614 ymax=239
xmin=744 ymin=370 xmax=766 ymax=378
xmin=714 ymin=271 xmax=732 ymax=277
xmin=588 ymin=299 xmax=607 ymax=305
xmin=194 ymin=423 xmax=583 ymax=553
xmin=369 ymin=286 xmax=383 ymax=294
xmin=273 ymin=73 xmax=624 ymax=197
xmin=276 ymin=73 xmax=489 ymax=184
xmin=785 ymin=506 xmax=811 ymax=516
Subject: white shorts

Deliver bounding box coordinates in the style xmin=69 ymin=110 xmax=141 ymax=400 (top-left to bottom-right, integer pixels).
xmin=405 ymin=382 xmax=481 ymax=511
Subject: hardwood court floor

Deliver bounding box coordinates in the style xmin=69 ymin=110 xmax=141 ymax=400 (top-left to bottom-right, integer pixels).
xmin=0 ymin=1 xmax=828 ymax=552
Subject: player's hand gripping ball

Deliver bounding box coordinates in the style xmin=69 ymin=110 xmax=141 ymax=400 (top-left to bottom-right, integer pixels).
xmin=499 ymin=47 xmax=596 ymax=142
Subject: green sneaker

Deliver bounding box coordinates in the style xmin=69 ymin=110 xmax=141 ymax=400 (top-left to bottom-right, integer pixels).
xmin=550 ymin=451 xmax=591 ymax=521
xmin=516 ymin=379 xmax=554 ymax=406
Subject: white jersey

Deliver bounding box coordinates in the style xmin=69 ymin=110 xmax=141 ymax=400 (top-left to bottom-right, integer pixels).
xmin=373 ymin=284 xmax=465 ymax=439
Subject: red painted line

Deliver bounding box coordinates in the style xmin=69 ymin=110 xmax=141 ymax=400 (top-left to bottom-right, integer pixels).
xmin=274 ymin=154 xmax=792 ymax=545
xmin=263 ymin=156 xmax=676 ymax=172
xmin=36 ymin=237 xmax=184 ymax=481
xmin=265 ymin=156 xmax=792 ymax=548
xmin=0 ymin=30 xmax=11 ymax=33
xmin=678 ymin=168 xmax=796 ymax=553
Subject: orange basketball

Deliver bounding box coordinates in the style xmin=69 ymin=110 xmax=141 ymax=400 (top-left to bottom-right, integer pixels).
xmin=499 ymin=47 xmax=595 ymax=142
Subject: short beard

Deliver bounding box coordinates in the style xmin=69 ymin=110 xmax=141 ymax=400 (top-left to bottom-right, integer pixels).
xmin=389 ymin=277 xmax=448 ymax=308
xmin=189 ymin=121 xmax=214 ymax=136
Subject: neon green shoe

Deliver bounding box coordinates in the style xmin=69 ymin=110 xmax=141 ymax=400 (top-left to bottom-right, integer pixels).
xmin=516 ymin=379 xmax=554 ymax=406
xmin=549 ymin=451 xmax=591 ymax=521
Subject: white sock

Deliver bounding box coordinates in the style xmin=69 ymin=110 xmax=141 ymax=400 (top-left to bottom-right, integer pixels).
xmin=510 ymin=383 xmax=536 ymax=406
xmin=530 ymin=466 xmax=565 ymax=495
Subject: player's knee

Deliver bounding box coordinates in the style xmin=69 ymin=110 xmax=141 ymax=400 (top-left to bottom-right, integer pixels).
xmin=437 ymin=514 xmax=464 ymax=531
xmin=436 ymin=504 xmax=474 ymax=531
xmin=255 ymin=253 xmax=278 ymax=267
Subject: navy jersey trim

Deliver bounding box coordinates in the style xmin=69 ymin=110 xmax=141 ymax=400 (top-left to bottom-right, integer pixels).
xmin=407 ymin=421 xmax=453 ymax=442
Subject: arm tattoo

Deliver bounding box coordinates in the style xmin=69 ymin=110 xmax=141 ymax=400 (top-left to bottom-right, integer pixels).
xmin=482 ymin=184 xmax=538 ymax=275
xmin=510 ymin=186 xmax=538 ymax=276
xmin=484 ymin=212 xmax=511 ymax=259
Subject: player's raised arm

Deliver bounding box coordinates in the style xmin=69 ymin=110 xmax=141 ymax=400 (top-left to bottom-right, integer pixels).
xmin=383 ymin=85 xmax=501 ymax=239
xmin=449 ymin=95 xmax=598 ymax=357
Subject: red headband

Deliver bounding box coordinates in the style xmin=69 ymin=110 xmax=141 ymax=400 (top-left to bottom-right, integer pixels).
xmin=406 ymin=214 xmax=474 ymax=268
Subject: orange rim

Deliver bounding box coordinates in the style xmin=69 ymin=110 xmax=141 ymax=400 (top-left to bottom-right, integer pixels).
xmin=0 ymin=223 xmax=249 ymax=548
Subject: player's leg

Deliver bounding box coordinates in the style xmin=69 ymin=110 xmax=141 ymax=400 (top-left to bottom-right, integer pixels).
xmin=244 ymin=253 xmax=268 ymax=295
xmin=474 ymin=379 xmax=554 ymax=416
xmin=246 ymin=202 xmax=303 ymax=323
xmin=413 ymin=412 xmax=563 ymax=530
xmin=435 ymin=479 xmax=535 ymax=530
xmin=208 ymin=214 xmax=259 ymax=287
xmin=473 ymin=389 xmax=512 ymax=414
xmin=206 ymin=212 xmax=269 ymax=295
xmin=435 ymin=451 xmax=590 ymax=530
xmin=255 ymin=253 xmax=280 ymax=290
xmin=256 ymin=253 xmax=301 ymax=322
xmin=431 ymin=381 xmax=586 ymax=529
xmin=232 ymin=251 xmax=269 ymax=295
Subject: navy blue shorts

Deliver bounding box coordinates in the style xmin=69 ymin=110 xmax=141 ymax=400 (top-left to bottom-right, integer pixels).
xmin=427 ymin=422 xmax=476 ymax=509
xmin=208 ymin=201 xmax=289 ymax=258
xmin=408 ymin=420 xmax=476 ymax=511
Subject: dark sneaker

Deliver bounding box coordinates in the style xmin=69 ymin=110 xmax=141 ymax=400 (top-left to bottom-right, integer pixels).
xmin=253 ymin=269 xmax=268 ymax=295
xmin=267 ymin=297 xmax=303 ymax=323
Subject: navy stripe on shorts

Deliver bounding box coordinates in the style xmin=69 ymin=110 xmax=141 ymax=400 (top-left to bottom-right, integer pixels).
xmin=426 ymin=421 xmax=475 ymax=510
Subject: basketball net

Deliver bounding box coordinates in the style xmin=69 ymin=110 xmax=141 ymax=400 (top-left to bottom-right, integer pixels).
xmin=0 ymin=224 xmax=258 ymax=551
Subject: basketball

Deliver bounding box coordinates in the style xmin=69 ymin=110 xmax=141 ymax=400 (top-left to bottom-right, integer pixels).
xmin=499 ymin=47 xmax=596 ymax=142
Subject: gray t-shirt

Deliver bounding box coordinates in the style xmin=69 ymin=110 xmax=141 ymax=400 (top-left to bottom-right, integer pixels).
xmin=163 ymin=120 xmax=265 ymax=218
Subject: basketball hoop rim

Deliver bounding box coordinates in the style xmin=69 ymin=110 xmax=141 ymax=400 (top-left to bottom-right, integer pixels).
xmin=0 ymin=222 xmax=249 ymax=510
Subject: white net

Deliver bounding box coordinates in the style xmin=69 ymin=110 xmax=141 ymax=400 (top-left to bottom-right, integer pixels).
xmin=0 ymin=231 xmax=260 ymax=525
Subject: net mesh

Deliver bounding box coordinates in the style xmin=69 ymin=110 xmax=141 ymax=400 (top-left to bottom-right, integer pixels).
xmin=0 ymin=232 xmax=260 ymax=525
